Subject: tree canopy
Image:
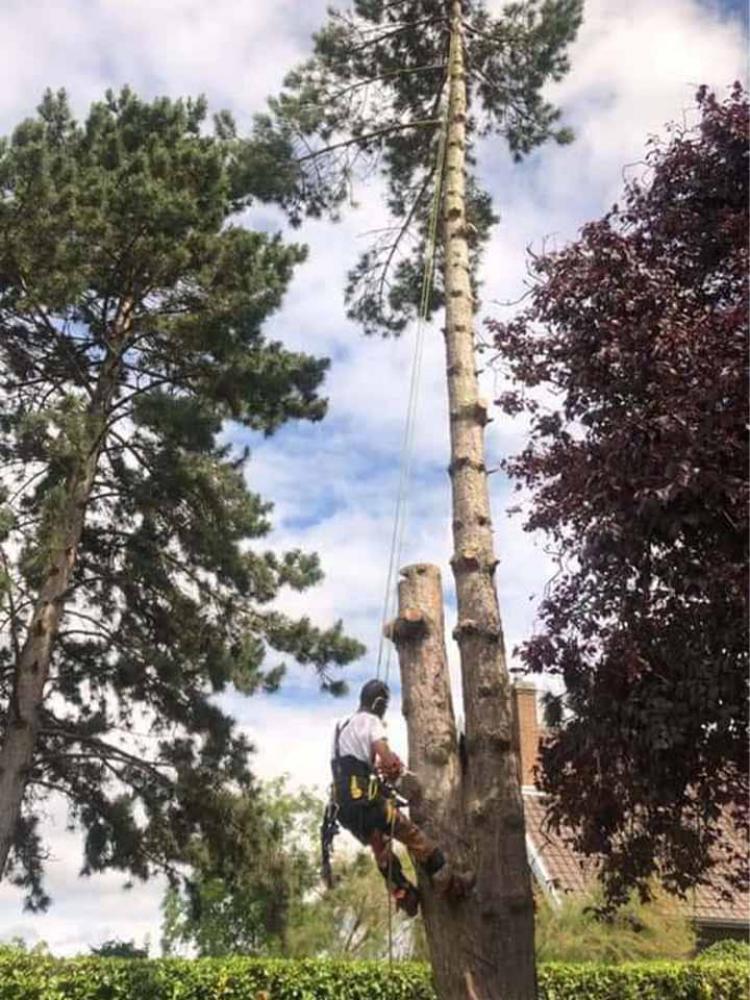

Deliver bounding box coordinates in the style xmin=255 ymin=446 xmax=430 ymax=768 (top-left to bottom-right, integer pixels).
xmin=162 ymin=780 xmax=412 ymax=960
xmin=90 ymin=940 xmax=149 ymax=960
xmin=490 ymin=84 xmax=748 ymax=905
xmin=0 ymin=88 xmax=363 ymax=909
xmin=161 ymin=780 xmax=320 ymax=958
xmin=251 ymin=0 xmax=583 ymax=334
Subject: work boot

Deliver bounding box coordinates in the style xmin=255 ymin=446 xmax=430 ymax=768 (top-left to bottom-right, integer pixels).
xmin=431 ymin=864 xmax=476 ymax=901
xmin=393 ymin=883 xmax=420 ymax=917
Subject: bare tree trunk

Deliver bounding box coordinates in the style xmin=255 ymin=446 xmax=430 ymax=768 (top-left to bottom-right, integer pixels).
xmin=390 ymin=564 xmax=467 ymax=995
xmin=0 ymin=302 xmax=133 ymax=876
xmin=392 ymin=564 xmax=535 ymax=998
xmin=389 ymin=4 xmax=538 ymax=997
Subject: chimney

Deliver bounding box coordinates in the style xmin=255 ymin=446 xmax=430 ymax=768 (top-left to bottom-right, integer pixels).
xmin=511 ymin=679 xmax=540 ymax=788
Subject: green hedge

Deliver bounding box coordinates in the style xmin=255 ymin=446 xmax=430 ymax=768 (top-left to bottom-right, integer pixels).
xmin=696 ymin=939 xmax=750 ymax=963
xmin=539 ymin=961 xmax=748 ymax=998
xmin=0 ymin=956 xmax=747 ymax=999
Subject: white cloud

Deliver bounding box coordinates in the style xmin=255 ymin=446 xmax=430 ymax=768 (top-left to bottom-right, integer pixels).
xmin=0 ymin=0 xmax=325 ymax=134
xmin=0 ymin=0 xmax=745 ymax=956
xmin=0 ymin=793 xmax=166 ymax=956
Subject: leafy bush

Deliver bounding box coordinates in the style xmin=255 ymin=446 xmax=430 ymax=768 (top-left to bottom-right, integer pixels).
xmin=0 ymin=956 xmax=747 ymax=999
xmin=0 ymin=939 xmax=48 ymax=959
xmin=538 ymin=961 xmax=748 ymax=998
xmin=0 ymin=957 xmax=434 ymax=1000
xmin=696 ymin=939 xmax=750 ymax=962
xmin=535 ymin=887 xmax=696 ymax=963
xmin=89 ymin=939 xmax=148 ymax=959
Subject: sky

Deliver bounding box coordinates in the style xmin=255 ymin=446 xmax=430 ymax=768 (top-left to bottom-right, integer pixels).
xmin=0 ymin=0 xmax=746 ymax=957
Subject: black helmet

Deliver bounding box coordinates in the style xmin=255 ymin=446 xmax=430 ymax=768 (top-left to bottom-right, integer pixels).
xmin=359 ymin=679 xmax=390 ymax=718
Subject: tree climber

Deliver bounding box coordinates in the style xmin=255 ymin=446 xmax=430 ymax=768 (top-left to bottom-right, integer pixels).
xmin=329 ymin=678 xmax=473 ymax=916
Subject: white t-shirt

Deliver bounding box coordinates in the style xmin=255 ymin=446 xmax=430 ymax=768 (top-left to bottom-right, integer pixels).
xmin=331 ymin=711 xmax=387 ymax=765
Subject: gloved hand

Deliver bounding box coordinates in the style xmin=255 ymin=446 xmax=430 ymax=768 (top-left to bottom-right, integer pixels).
xmin=380 ymin=753 xmax=404 ymax=783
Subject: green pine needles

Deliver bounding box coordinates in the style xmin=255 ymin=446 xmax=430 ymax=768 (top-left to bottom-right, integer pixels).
xmin=0 ymin=88 xmax=363 ymax=908
xmin=250 ymin=0 xmax=583 ymax=334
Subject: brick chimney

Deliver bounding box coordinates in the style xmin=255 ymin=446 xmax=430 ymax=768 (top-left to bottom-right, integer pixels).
xmin=511 ymin=679 xmax=540 ymax=788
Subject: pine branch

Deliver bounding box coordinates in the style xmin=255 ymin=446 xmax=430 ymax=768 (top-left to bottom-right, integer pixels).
xmin=357 ymin=67 xmax=448 ymax=314
xmin=377 ymin=166 xmax=436 ymax=306
xmin=98 ymin=223 xmax=150 ymax=327
xmin=461 ymin=17 xmax=503 ymax=43
xmin=0 ymin=331 xmax=92 ymax=402
xmin=15 ymin=280 xmax=94 ymax=389
xmin=370 ymin=0 xmax=429 ymax=11
xmin=39 ymin=723 xmax=174 ymax=785
xmin=86 ymin=491 xmax=125 ymax=504
xmin=295 ymin=63 xmax=446 ymax=111
xmin=56 ymin=629 xmax=110 ymax=643
xmin=468 ymin=62 xmax=535 ymax=127
xmin=28 ymin=778 xmax=72 ymax=798
xmin=296 ymin=118 xmax=440 ymax=163
xmin=325 ymin=16 xmax=446 ymax=60
xmin=107 ymin=430 xmax=153 ymax=473
xmin=104 ymin=374 xmax=183 ymax=423
xmin=5 ymin=468 xmax=48 ymax=508
xmin=63 ymin=571 xmax=124 ymax=595
xmin=0 ymin=374 xmax=68 ymax=396
xmin=59 ymin=606 xmax=121 ymax=638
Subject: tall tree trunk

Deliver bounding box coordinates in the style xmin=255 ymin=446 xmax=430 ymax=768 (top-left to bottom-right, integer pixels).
xmin=390 ymin=564 xmax=467 ymax=994
xmin=392 ymin=5 xmax=537 ymax=997
xmin=0 ymin=302 xmax=132 ymax=877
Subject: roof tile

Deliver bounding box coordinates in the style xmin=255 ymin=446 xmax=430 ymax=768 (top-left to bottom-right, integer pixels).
xmin=523 ymin=790 xmax=750 ymax=925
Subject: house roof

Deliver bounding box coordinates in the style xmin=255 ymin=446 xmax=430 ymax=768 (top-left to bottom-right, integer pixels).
xmin=522 ymin=787 xmax=750 ymax=927
xmin=511 ymin=680 xmax=749 ymax=928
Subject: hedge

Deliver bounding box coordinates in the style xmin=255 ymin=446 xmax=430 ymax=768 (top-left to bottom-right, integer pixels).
xmin=0 ymin=956 xmax=747 ymax=999
xmin=538 ymin=961 xmax=749 ymax=998
xmin=696 ymin=939 xmax=750 ymax=963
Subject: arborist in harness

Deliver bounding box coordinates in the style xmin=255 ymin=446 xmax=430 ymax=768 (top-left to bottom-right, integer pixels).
xmin=323 ymin=678 xmax=473 ymax=917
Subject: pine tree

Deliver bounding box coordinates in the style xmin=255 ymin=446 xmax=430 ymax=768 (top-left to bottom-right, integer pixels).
xmin=255 ymin=1 xmax=582 ymax=996
xmin=0 ymin=88 xmax=363 ymax=908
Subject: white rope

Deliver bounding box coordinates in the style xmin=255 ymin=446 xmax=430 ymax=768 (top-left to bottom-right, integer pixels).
xmin=376 ymin=314 xmax=428 ymax=681
xmin=376 ymin=99 xmax=449 ymax=682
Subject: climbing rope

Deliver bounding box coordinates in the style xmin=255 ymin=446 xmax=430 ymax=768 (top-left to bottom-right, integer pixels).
xmin=376 ymin=93 xmax=450 ymax=684
xmin=386 ymin=804 xmax=397 ymax=970
xmin=375 ymin=31 xmax=457 ymax=974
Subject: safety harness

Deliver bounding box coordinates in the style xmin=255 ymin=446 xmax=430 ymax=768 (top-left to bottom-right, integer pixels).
xmin=331 ymin=715 xmax=372 ymax=787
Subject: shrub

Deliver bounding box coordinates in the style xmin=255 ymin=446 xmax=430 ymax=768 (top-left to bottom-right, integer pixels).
xmin=534 ymin=887 xmax=696 ymax=963
xmin=538 ymin=961 xmax=748 ymax=998
xmin=89 ymin=939 xmax=148 ymax=959
xmin=0 ymin=956 xmax=747 ymax=999
xmin=696 ymin=939 xmax=750 ymax=963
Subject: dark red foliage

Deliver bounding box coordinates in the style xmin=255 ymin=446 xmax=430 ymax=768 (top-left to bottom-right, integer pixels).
xmin=489 ymin=85 xmax=748 ymax=906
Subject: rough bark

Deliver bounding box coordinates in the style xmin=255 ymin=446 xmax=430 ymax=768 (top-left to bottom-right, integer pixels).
xmin=393 ymin=564 xmax=535 ymax=998
xmin=391 ymin=4 xmax=537 ymax=997
xmin=0 ymin=301 xmax=132 ymax=877
xmin=390 ymin=564 xmax=468 ymax=995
